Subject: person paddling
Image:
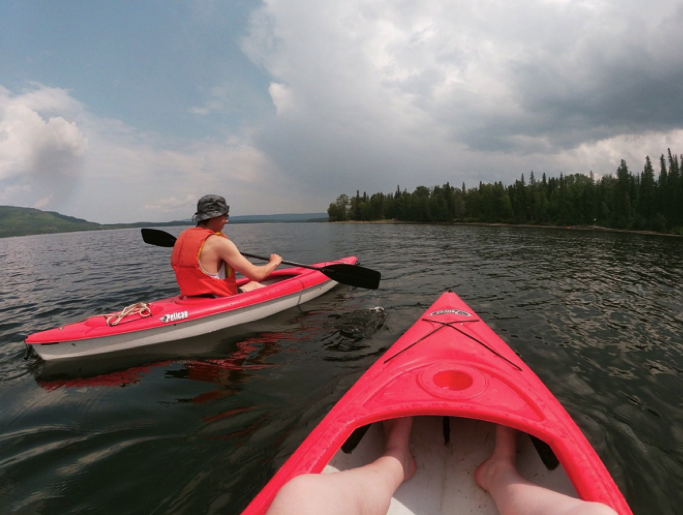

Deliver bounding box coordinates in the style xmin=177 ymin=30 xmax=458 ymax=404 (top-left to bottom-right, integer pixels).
xmin=171 ymin=195 xmax=282 ymax=297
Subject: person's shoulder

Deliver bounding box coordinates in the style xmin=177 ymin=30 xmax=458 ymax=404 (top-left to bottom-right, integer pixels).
xmin=207 ymin=232 xmax=236 ymax=247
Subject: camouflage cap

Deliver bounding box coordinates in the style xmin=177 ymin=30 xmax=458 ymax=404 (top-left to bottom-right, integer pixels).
xmin=192 ymin=194 xmax=230 ymax=223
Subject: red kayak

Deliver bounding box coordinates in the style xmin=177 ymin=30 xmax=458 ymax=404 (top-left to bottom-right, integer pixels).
xmin=242 ymin=291 xmax=632 ymax=515
xmin=26 ymin=256 xmax=359 ymax=361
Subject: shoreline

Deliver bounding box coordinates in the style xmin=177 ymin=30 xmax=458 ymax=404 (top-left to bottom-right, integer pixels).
xmin=330 ymin=219 xmax=683 ymax=238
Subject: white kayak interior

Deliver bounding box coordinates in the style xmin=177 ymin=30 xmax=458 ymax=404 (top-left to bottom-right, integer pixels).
xmin=324 ymin=416 xmax=578 ymax=515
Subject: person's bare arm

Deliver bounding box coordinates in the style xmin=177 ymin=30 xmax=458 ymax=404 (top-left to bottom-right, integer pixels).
xmin=202 ymin=235 xmax=282 ymax=281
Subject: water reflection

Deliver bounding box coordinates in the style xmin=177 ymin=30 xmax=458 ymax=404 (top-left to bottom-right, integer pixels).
xmin=32 ymin=304 xmax=388 ymax=400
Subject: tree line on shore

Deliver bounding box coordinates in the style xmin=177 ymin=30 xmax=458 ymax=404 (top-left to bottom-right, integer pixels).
xmin=327 ymin=149 xmax=683 ymax=235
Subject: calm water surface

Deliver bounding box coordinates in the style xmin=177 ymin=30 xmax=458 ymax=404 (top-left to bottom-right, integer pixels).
xmin=1 ymin=223 xmax=682 ymax=515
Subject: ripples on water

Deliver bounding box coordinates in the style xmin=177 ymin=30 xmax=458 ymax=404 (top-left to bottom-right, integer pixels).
xmin=1 ymin=224 xmax=682 ymax=514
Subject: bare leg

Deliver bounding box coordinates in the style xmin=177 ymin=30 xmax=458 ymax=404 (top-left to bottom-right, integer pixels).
xmin=239 ymin=281 xmax=266 ymax=292
xmin=266 ymin=417 xmax=416 ymax=515
xmin=475 ymin=425 xmax=618 ymax=515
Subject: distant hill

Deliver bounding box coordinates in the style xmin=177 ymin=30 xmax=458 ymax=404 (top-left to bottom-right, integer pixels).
xmin=0 ymin=206 xmax=328 ymax=238
xmin=0 ymin=206 xmax=103 ymax=238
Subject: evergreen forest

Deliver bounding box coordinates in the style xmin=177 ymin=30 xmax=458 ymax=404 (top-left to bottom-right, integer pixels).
xmin=327 ymin=150 xmax=683 ymax=235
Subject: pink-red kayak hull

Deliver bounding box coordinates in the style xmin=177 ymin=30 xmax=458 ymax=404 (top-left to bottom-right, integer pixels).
xmin=241 ymin=291 xmax=631 ymax=515
xmin=26 ymin=256 xmax=358 ymax=360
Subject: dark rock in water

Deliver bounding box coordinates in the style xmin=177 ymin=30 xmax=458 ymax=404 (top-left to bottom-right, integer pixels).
xmin=329 ymin=307 xmax=388 ymax=339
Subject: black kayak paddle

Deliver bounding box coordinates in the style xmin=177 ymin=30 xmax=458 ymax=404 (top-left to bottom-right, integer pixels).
xmin=140 ymin=228 xmax=381 ymax=290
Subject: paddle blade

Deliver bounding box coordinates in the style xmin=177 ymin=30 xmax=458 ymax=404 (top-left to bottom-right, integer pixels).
xmin=321 ymin=264 xmax=381 ymax=290
xmin=141 ymin=228 xmax=177 ymax=248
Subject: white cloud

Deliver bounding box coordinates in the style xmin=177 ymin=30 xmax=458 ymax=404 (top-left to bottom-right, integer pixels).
xmin=268 ymin=83 xmax=294 ymax=115
xmin=0 ymin=83 xmax=296 ymax=223
xmin=242 ymin=0 xmax=683 ymax=196
xmin=69 ymin=120 xmax=288 ymax=223
xmin=0 ymin=85 xmax=88 ymax=182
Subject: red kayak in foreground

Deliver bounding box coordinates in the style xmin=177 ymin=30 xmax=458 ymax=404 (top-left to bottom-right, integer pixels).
xmin=26 ymin=256 xmax=358 ymax=361
xmin=242 ymin=291 xmax=632 ymax=515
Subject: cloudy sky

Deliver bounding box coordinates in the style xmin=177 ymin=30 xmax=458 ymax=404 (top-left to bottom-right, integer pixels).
xmin=2 ymin=0 xmax=683 ymax=224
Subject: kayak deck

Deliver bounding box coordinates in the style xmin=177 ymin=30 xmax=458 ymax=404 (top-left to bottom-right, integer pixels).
xmin=326 ymin=417 xmax=577 ymax=515
xmin=241 ymin=291 xmax=631 ymax=515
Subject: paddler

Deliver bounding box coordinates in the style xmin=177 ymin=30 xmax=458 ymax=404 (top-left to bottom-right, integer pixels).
xmin=171 ymin=194 xmax=282 ymax=297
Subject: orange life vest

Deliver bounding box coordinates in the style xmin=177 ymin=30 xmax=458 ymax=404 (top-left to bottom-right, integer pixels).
xmin=170 ymin=227 xmax=238 ymax=297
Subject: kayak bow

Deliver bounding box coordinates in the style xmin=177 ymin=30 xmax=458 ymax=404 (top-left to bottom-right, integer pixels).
xmin=241 ymin=291 xmax=632 ymax=515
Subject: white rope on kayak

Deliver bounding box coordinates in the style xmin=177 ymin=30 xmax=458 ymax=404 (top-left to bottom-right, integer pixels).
xmin=106 ymin=302 xmax=152 ymax=327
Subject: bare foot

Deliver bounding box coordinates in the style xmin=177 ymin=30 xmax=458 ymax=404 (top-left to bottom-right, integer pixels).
xmin=475 ymin=425 xmax=520 ymax=492
xmin=382 ymin=417 xmax=417 ymax=481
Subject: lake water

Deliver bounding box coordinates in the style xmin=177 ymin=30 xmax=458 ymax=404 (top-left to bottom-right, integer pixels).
xmin=1 ymin=223 xmax=682 ymax=515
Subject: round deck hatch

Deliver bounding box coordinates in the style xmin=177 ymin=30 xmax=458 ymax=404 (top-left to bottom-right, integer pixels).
xmin=418 ymin=364 xmax=486 ymax=399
